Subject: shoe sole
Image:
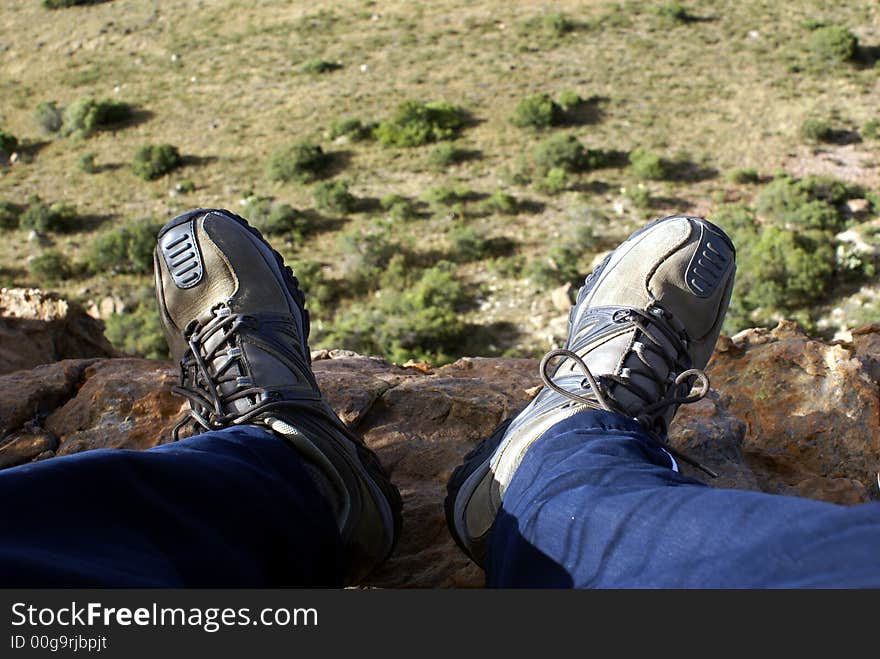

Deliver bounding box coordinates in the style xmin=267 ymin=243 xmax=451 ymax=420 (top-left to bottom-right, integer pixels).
xmin=158 ymin=209 xmax=403 ymax=570
xmin=444 ymin=215 xmax=734 ymax=565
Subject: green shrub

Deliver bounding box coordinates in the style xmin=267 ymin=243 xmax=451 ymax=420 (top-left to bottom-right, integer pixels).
xmin=104 ymin=305 xmax=169 ymax=360
xmin=62 ymin=97 xmax=132 ymax=137
xmin=327 ymin=117 xmax=372 ymax=141
xmin=266 ymin=142 xmax=330 ymax=183
xmin=525 ymin=244 xmax=583 ymax=287
xmin=557 ymin=90 xmax=583 ymax=113
xmin=299 ymin=59 xmax=342 ymax=74
xmin=710 ymin=203 xmax=759 ymax=247
xmin=740 ymin=227 xmax=835 ymax=309
xmin=511 ymin=93 xmax=563 ymax=129
xmin=426 ymin=142 xmax=468 ymax=169
xmin=84 ymin=220 xmax=161 ymax=274
xmin=77 ymin=152 xmax=98 ymax=174
xmin=380 ymin=194 xmax=418 ymax=222
xmin=726 ymin=168 xmax=760 ymax=184
xmin=28 ymin=250 xmax=72 ymax=283
xmin=423 ymin=185 xmax=472 ymax=213
xmin=0 ymin=130 xmax=18 ymax=157
xmin=800 ymin=117 xmax=834 ymax=143
xmin=43 ymin=0 xmax=111 ymax=7
xmin=862 ymin=119 xmax=879 ymax=140
xmin=537 ymin=167 xmax=568 ymax=194
xmin=542 ymin=12 xmax=575 ymax=36
xmin=533 ymin=134 xmax=587 ymax=173
xmin=337 ymin=228 xmax=399 ymax=294
xmin=480 ymin=190 xmax=518 ymax=215
xmin=715 ymin=188 xmax=872 ymax=334
xmin=312 ymin=179 xmax=355 ymax=214
xmin=241 ymin=197 xmax=310 ymax=237
xmin=448 ymin=225 xmax=489 ymax=262
xmin=628 ymin=148 xmax=668 ymax=180
xmin=131 ymin=143 xmax=181 ymax=180
xmin=34 ymin=101 xmax=64 ymax=133
xmin=755 ymin=175 xmax=851 ymax=231
xmin=374 ymin=101 xmax=467 ymax=147
xmin=0 ymin=201 xmax=19 ymax=229
xmin=19 ymin=200 xmax=78 ymax=233
xmin=650 ymin=2 xmax=692 ymax=24
xmin=176 ymin=179 xmax=196 ymax=193
xmin=623 ymin=184 xmax=651 ymax=208
xmin=809 ymin=25 xmax=858 ymax=64
xmin=322 ymin=262 xmax=469 ymax=364
xmin=287 ymin=259 xmax=341 ymax=315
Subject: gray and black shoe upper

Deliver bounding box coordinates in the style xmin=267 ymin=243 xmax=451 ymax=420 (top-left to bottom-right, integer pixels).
xmin=154 ymin=208 xmax=401 ymax=584
xmin=445 ymin=215 xmax=736 ymax=566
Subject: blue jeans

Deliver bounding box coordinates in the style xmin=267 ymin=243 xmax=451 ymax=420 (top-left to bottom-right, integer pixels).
xmin=0 ymin=427 xmax=343 ymax=587
xmin=1 ymin=415 xmax=878 ymax=587
xmin=488 ymin=411 xmax=880 ymax=588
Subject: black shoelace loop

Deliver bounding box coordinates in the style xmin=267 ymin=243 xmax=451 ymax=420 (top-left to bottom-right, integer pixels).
xmin=539 ymin=305 xmax=718 ymax=478
xmin=170 ymin=305 xmax=273 ymax=439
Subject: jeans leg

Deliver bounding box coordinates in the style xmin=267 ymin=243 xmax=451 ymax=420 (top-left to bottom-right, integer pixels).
xmin=0 ymin=426 xmax=343 ymax=587
xmin=487 ymin=410 xmax=880 ymax=588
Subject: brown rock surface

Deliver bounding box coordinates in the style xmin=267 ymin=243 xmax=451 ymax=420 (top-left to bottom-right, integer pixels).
xmin=0 ymin=322 xmax=877 ymax=587
xmin=0 ymin=288 xmax=119 ymax=374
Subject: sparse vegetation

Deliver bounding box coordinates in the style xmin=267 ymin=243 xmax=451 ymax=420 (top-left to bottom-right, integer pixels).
xmin=5 ymin=0 xmax=880 ymax=363
xmin=266 ymin=142 xmax=330 ymax=183
xmin=131 ymin=144 xmax=182 ymax=180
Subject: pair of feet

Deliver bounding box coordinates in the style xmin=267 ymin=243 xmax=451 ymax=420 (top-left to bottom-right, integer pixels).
xmin=154 ymin=209 xmax=736 ymax=583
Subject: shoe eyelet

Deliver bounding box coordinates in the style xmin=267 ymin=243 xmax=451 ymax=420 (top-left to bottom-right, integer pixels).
xmin=612 ymin=309 xmax=629 ymax=323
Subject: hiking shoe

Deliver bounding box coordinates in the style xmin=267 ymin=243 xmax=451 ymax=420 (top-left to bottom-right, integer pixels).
xmin=445 ymin=215 xmax=736 ymax=566
xmin=154 ymin=208 xmax=402 ymax=584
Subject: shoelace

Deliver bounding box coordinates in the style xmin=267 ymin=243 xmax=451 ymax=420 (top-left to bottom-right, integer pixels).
xmin=171 ymin=305 xmax=288 ymax=439
xmin=539 ymin=305 xmax=718 ymax=477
